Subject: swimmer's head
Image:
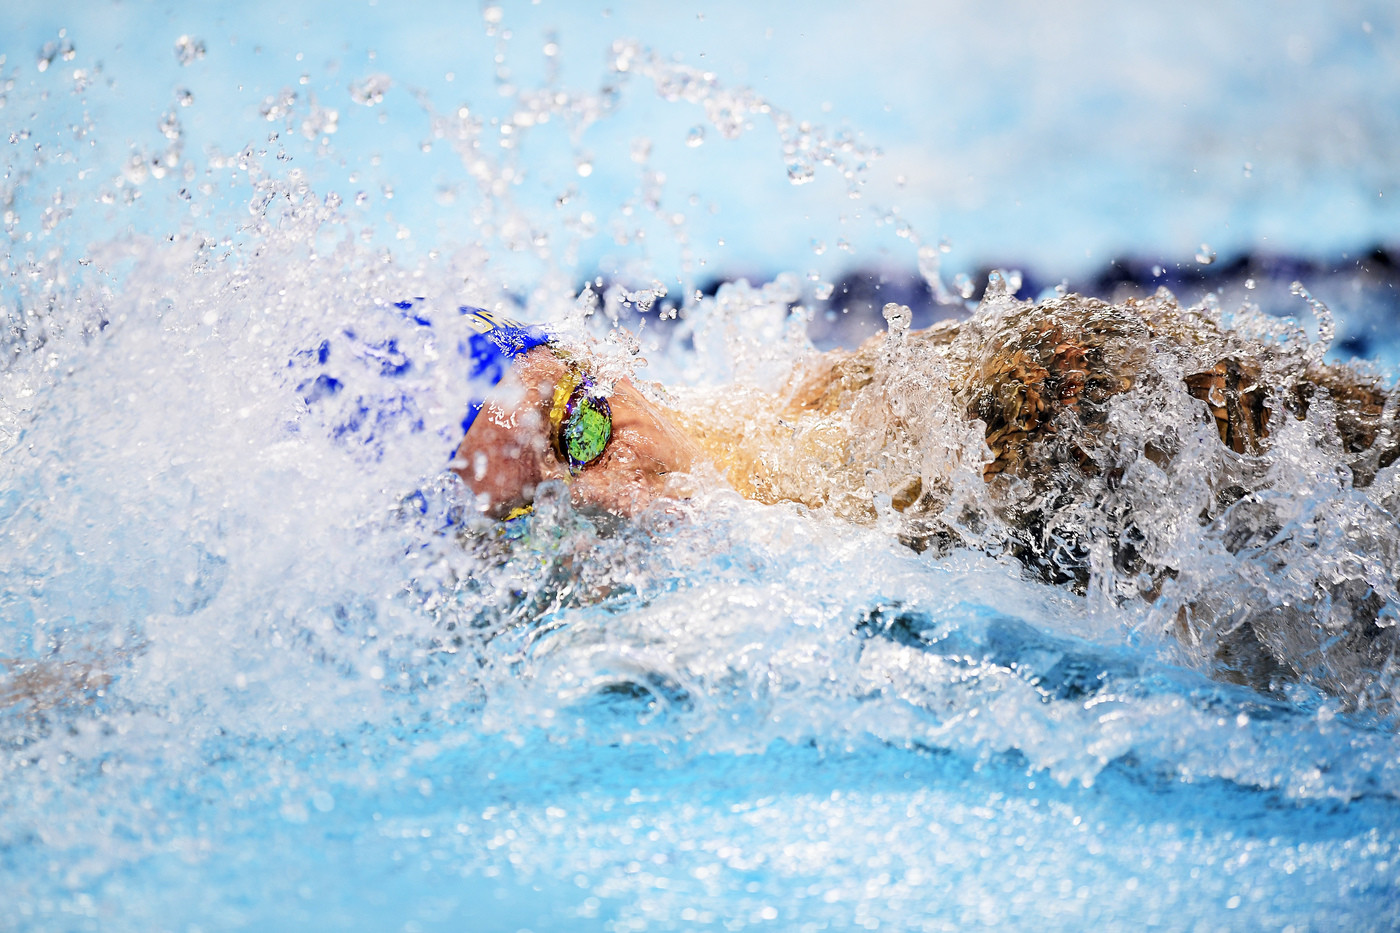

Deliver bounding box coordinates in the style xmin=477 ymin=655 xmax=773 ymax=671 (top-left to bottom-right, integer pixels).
xmin=452 ymin=314 xmax=698 ymax=519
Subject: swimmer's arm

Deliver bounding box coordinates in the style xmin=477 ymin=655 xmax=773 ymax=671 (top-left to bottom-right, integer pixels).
xmin=786 ymin=318 xmax=964 ymax=414
xmin=0 ymin=656 xmax=111 ymax=712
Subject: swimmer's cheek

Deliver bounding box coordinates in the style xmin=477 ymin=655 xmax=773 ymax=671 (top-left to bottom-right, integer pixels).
xmin=454 ymin=428 xmax=563 ymax=517
xmin=569 ymin=430 xmax=692 ymax=517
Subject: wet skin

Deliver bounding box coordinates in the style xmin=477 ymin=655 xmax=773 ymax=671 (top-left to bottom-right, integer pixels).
xmin=452 ymin=346 xmax=700 ymax=517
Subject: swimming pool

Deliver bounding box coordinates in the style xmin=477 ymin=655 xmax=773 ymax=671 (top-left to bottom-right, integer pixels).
xmin=3 ymin=3 xmax=1399 ymax=930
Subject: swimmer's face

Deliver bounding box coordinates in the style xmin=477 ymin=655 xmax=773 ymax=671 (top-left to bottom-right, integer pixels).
xmin=452 ymin=346 xmax=700 ymax=518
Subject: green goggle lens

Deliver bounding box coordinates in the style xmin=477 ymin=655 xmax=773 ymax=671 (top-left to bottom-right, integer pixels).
xmin=551 ymin=372 xmax=612 ymax=474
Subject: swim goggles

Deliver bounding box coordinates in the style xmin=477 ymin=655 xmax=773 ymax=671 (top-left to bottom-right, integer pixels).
xmin=549 ymin=367 xmax=612 ymax=475
xmin=457 ymin=305 xmax=613 ymax=520
xmin=499 ymin=371 xmax=612 ymax=525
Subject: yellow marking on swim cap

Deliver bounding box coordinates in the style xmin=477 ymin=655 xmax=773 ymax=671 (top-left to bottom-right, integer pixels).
xmin=464 ymin=307 xmax=528 ymax=335
xmin=549 ymin=368 xmax=583 ymax=438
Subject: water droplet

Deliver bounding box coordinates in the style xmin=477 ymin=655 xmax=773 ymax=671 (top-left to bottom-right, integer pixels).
xmin=1242 ymin=161 xmax=1253 ymax=178
xmin=786 ymin=159 xmax=815 ymax=185
xmin=685 ymin=126 xmax=705 ymax=148
xmin=938 ymin=237 xmax=952 ymax=254
xmin=1244 ymin=277 xmax=1256 ymax=290
xmin=882 ymin=302 xmax=912 ymax=335
xmin=349 ymin=74 xmax=391 ymax=106
xmin=158 ymin=109 xmax=181 ymax=141
xmin=916 ymin=245 xmax=944 ymax=296
xmin=174 ymin=35 xmax=206 ymax=67
xmin=1151 ymin=265 xmax=1164 ymax=278
xmin=953 ymin=273 xmax=975 ymax=299
xmin=810 ymin=239 xmax=826 ymax=256
xmin=1290 ymin=280 xmax=1335 ymax=364
xmin=1195 ymin=244 xmax=1216 ymax=265
xmin=259 ymin=90 xmax=297 ymax=123
xmin=37 ymin=38 xmax=75 ymax=73
xmin=576 ymin=158 xmax=593 ymax=178
xmin=814 ymin=282 xmax=834 ymax=300
xmin=836 ymin=238 xmax=852 ymax=252
xmin=176 ymin=88 xmax=194 ymax=107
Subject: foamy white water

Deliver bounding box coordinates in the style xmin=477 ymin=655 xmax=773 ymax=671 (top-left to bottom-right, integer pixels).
xmin=3 ymin=4 xmax=1399 ymax=931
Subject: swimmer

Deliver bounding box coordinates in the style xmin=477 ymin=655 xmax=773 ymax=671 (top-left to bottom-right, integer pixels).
xmin=457 ymin=289 xmax=1397 ymax=544
xmin=457 ymin=288 xmax=1400 ymax=705
xmin=450 ymin=312 xmax=700 ymax=520
xmin=5 ymin=290 xmax=1395 ymax=712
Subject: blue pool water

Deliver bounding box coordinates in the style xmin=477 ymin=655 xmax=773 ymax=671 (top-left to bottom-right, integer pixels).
xmin=3 ymin=3 xmax=1400 ymax=931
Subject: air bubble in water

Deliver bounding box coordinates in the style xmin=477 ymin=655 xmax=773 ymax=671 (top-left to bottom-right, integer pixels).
xmin=686 ymin=126 xmax=705 ymax=147
xmin=814 ymin=282 xmax=834 ymax=300
xmin=174 ymin=35 xmax=206 ymax=66
xmin=1195 ymin=244 xmax=1216 ymax=265
xmin=1243 ymin=161 xmax=1253 ymax=178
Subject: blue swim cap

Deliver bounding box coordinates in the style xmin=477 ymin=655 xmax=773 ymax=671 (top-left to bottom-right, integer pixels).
xmin=295 ymin=299 xmax=550 ymax=461
xmin=456 ymin=305 xmax=552 ymax=437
